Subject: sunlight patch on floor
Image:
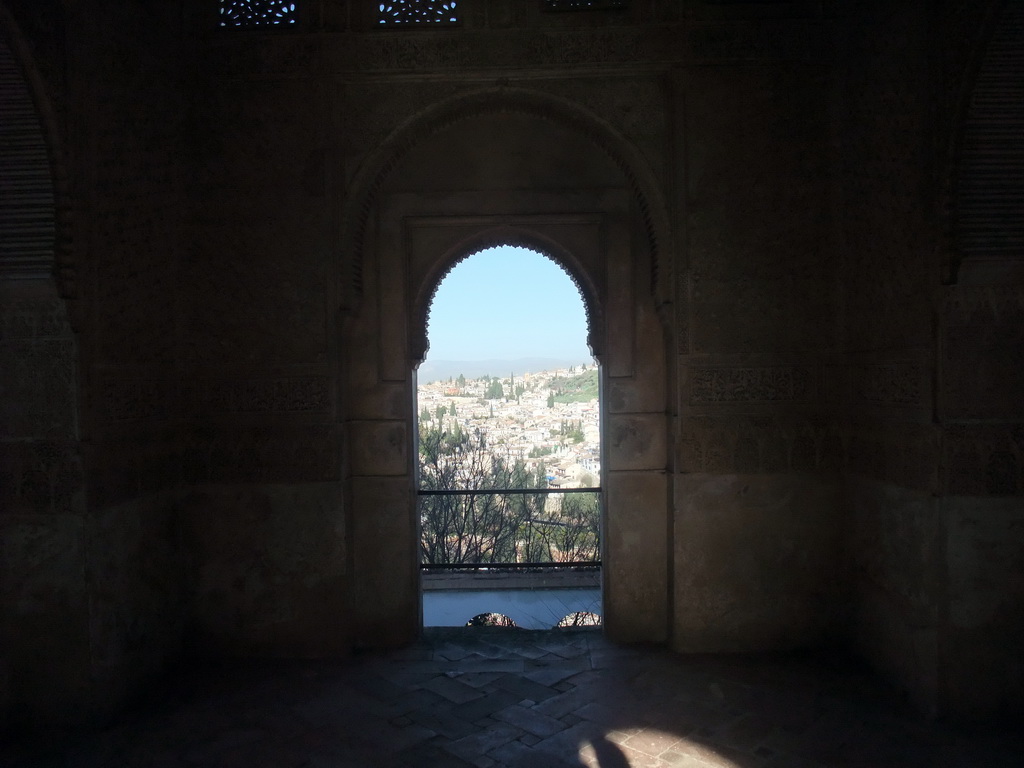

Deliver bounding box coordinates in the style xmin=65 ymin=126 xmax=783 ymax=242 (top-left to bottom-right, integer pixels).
xmin=578 ymin=731 xmax=740 ymax=768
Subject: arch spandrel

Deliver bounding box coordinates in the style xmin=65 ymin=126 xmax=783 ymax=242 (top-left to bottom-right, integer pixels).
xmin=338 ymin=85 xmax=672 ymax=317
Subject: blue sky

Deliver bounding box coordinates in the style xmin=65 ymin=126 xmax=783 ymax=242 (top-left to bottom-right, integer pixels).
xmin=425 ymin=246 xmax=592 ymax=362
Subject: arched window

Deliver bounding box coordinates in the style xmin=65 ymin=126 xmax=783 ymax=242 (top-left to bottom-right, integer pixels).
xmin=417 ymin=246 xmax=600 ymax=568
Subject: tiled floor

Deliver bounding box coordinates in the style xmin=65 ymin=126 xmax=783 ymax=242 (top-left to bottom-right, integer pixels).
xmin=4 ymin=628 xmax=1022 ymax=767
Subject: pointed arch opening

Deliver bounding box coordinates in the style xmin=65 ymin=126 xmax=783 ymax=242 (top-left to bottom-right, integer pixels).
xmin=417 ymin=245 xmax=603 ymax=629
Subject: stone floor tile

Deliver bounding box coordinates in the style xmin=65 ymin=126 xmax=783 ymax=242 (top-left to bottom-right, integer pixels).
xmin=406 ymin=706 xmax=480 ymax=740
xmin=707 ymin=712 xmax=775 ymax=751
xmin=623 ymin=726 xmax=685 ymax=757
xmin=435 ymin=642 xmax=477 ymax=661
xmin=487 ymin=739 xmax=578 ymax=768
xmin=450 ymin=689 xmax=521 ymax=722
xmin=453 ymin=658 xmax=525 ymax=675
xmin=663 ymin=736 xmax=760 ymax=768
xmin=493 ymin=703 xmax=568 ymax=739
xmin=442 ymin=722 xmax=522 ymax=763
xmin=612 ymin=742 xmax=670 ymax=767
xmin=576 ymin=735 xmax=655 ymax=768
xmin=395 ymin=743 xmax=480 ymax=768
xmin=524 ymin=658 xmax=592 ymax=687
xmin=574 ymin=699 xmax=630 ymax=728
xmin=532 ymin=687 xmax=596 ymax=720
xmin=531 ymin=719 xmax=608 ymax=759
xmin=451 ymin=671 xmax=504 ymax=689
xmin=494 ymin=672 xmax=561 ymax=703
xmin=421 ymin=673 xmax=487 ymax=704
xmin=606 ymin=726 xmax=643 ymax=744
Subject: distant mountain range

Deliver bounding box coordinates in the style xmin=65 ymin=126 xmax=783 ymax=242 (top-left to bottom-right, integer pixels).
xmin=417 ymin=357 xmax=594 ymax=384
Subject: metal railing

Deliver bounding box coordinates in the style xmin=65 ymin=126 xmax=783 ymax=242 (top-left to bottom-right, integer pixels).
xmin=417 ymin=486 xmax=602 ymax=569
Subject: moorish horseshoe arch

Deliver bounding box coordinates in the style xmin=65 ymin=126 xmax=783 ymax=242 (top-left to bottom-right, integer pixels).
xmin=412 ymin=225 xmax=606 ymax=366
xmin=341 ymin=85 xmax=674 ymax=647
xmin=338 ymin=85 xmax=674 ymax=316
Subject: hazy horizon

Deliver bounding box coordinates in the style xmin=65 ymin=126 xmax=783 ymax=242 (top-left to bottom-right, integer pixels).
xmin=417 ymin=356 xmax=594 ymax=384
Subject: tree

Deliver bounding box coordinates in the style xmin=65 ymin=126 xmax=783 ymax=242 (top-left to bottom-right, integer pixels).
xmin=417 ymin=423 xmax=600 ymax=566
xmin=485 ymin=379 xmax=504 ymax=399
xmin=418 ymin=428 xmax=547 ymax=565
xmin=547 ymin=393 xmax=555 ymax=408
xmin=457 ymin=373 xmax=466 ymax=387
xmin=435 ymin=404 xmax=446 ymax=421
xmin=449 ymin=401 xmax=457 ymax=418
xmin=420 ymin=406 xmax=431 ymax=422
xmin=540 ymin=492 xmax=600 ymax=562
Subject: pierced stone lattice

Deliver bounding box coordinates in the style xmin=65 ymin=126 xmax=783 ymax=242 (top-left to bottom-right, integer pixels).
xmin=545 ymin=0 xmax=628 ymax=10
xmin=219 ymin=0 xmax=298 ymax=27
xmin=378 ymin=1 xmax=459 ymax=25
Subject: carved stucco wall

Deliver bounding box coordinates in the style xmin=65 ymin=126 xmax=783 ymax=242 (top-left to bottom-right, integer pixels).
xmin=839 ymin=0 xmax=1024 ymax=719
xmin=0 ymin=1 xmax=87 ymax=731
xmin=1 ymin=0 xmax=190 ymax=730
xmin=182 ymin=26 xmax=347 ymax=658
xmin=936 ymin=0 xmax=1024 ymax=718
xmin=836 ymin=0 xmax=942 ymax=716
xmin=674 ymin=50 xmax=846 ymax=650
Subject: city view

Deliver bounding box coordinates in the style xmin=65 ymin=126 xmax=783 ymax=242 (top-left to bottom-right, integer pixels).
xmin=417 ymin=363 xmax=602 ymax=566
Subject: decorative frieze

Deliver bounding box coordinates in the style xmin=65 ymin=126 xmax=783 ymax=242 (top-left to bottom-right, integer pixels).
xmin=0 ymin=298 xmax=72 ymax=340
xmin=677 ymin=414 xmax=843 ymax=474
xmin=183 ymin=425 xmax=339 ymax=483
xmin=192 ymin=376 xmax=331 ymax=414
xmin=0 ymin=439 xmax=85 ymax=514
xmin=100 ymin=375 xmax=331 ymax=421
xmin=207 ymin=18 xmax=832 ymax=78
xmin=689 ymin=366 xmax=813 ymax=404
xmin=856 ymin=364 xmax=923 ymax=406
xmin=101 ymin=378 xmax=175 ymax=422
xmin=943 ymin=424 xmax=1023 ymax=496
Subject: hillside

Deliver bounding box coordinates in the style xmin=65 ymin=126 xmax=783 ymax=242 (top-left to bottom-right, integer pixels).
xmin=550 ymin=368 xmax=599 ymax=404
